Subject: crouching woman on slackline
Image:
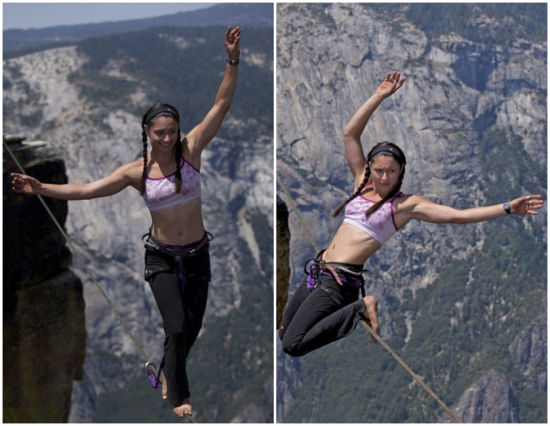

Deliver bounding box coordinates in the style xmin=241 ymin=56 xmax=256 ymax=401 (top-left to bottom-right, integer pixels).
xmin=279 ymin=71 xmax=543 ymax=357
xmin=11 ymin=26 xmax=242 ymax=419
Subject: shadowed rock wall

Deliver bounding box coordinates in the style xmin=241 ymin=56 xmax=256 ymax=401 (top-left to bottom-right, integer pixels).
xmin=276 ymin=196 xmax=290 ymax=329
xmin=3 ymin=135 xmax=86 ymax=422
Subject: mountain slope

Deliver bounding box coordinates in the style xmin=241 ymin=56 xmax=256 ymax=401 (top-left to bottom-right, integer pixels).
xmin=3 ymin=3 xmax=273 ymax=57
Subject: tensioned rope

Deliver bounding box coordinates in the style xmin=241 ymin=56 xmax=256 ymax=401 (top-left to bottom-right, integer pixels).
xmin=4 ymin=140 xmax=197 ymax=424
xmin=277 ymin=172 xmax=462 ymax=424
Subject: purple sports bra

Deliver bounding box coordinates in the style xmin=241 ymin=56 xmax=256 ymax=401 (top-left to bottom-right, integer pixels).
xmin=343 ymin=189 xmax=402 ymax=244
xmin=143 ymin=157 xmax=201 ymax=212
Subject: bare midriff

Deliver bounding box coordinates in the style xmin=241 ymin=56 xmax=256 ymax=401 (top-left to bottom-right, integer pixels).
xmin=149 ymin=197 xmax=205 ymax=245
xmin=322 ymin=222 xmax=382 ymax=265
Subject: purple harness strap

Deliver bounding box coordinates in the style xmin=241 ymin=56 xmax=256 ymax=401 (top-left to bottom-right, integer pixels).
xmin=157 ymin=242 xmax=194 ymax=294
xmin=304 ymin=252 xmax=366 ymax=295
xmin=143 ymin=232 xmax=210 ymax=294
xmin=146 ymin=361 xmax=160 ymax=388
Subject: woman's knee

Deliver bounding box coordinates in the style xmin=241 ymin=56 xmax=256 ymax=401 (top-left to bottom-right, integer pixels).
xmin=281 ymin=335 xmax=306 ymax=357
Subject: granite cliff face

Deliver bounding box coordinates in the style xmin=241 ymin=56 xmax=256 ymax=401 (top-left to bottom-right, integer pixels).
xmin=3 ymin=16 xmax=273 ymax=422
xmin=453 ymin=369 xmax=518 ymax=423
xmin=3 ymin=135 xmax=86 ymax=422
xmin=277 ymin=3 xmax=546 ymax=423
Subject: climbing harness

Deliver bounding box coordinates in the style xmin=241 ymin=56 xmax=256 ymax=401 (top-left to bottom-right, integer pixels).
xmin=304 ymin=251 xmax=367 ymax=297
xmin=277 ymin=172 xmax=462 ymax=424
xmin=5 ymin=140 xmax=196 ymax=423
xmin=142 ymin=230 xmax=212 ymax=290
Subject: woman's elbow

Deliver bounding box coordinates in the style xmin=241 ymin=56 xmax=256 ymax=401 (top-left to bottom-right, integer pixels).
xmin=343 ymin=125 xmax=356 ymax=139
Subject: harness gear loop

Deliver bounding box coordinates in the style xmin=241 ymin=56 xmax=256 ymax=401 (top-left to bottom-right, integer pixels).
xmin=146 ymin=361 xmax=160 ymax=388
xmin=145 ymin=355 xmax=166 ymax=389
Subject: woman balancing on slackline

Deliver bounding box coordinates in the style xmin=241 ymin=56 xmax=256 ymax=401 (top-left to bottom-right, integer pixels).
xmin=11 ymin=26 xmax=241 ymax=418
xmin=279 ymin=71 xmax=544 ymax=357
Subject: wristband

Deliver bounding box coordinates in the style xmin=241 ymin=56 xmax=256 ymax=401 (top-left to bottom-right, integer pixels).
xmin=503 ymin=203 xmax=511 ymax=215
xmin=226 ymin=58 xmax=239 ymax=66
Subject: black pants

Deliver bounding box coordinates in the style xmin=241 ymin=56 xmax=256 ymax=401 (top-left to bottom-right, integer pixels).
xmin=144 ymin=241 xmax=210 ymax=406
xmin=279 ymin=273 xmax=365 ymax=357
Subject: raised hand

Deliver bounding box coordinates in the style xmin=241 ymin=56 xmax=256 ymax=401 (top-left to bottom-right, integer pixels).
xmin=510 ymin=194 xmax=544 ymax=215
xmin=224 ymin=26 xmax=241 ymax=61
xmin=10 ymin=172 xmax=42 ymax=195
xmin=374 ymin=71 xmax=406 ymax=99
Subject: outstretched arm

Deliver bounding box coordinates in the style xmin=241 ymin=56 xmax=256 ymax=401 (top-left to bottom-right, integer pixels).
xmin=10 ymin=161 xmax=139 ymax=200
xmin=407 ymin=194 xmax=544 ymax=224
xmin=186 ymin=26 xmax=241 ymax=155
xmin=344 ymin=72 xmax=406 ymax=181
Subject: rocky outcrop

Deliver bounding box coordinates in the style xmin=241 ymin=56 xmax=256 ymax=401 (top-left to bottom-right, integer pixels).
xmin=452 ymin=369 xmax=517 ymax=422
xmin=3 ymin=135 xmax=86 ymax=422
xmin=509 ymin=313 xmax=547 ymax=391
xmin=276 ymin=345 xmax=301 ymax=422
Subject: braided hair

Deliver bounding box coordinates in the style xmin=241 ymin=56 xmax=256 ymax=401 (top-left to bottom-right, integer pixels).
xmin=140 ymin=103 xmax=183 ymax=196
xmin=332 ymin=141 xmax=406 ymax=218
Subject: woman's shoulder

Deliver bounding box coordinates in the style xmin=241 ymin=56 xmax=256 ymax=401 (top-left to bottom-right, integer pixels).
xmin=119 ymin=158 xmax=144 ymax=173
xmin=110 ymin=158 xmax=144 ymax=184
xmin=393 ymin=193 xmax=428 ymax=225
xmin=393 ymin=193 xmax=425 ymax=211
xmin=395 ymin=192 xmax=424 ymax=202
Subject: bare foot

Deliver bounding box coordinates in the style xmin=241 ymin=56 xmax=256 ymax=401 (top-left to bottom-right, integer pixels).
xmin=362 ymin=295 xmax=379 ymax=343
xmin=161 ymin=371 xmax=167 ymax=400
xmin=174 ymin=399 xmax=192 ymax=418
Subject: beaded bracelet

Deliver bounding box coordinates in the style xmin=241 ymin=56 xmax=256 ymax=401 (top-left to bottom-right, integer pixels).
xmin=226 ymin=58 xmax=239 ymax=66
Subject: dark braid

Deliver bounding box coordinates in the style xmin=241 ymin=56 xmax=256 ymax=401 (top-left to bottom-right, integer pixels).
xmin=140 ymin=127 xmax=148 ymax=196
xmin=332 ymin=141 xmax=406 ymax=218
xmin=332 ymin=165 xmax=371 ymax=217
xmin=174 ymin=128 xmax=183 ymax=193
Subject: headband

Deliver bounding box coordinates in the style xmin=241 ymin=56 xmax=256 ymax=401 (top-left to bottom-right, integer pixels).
xmin=144 ymin=106 xmax=179 ymax=125
xmin=369 ymin=145 xmax=405 ymax=163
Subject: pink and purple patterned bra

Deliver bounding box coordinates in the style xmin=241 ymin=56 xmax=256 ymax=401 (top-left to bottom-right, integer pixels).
xmin=343 ymin=190 xmax=402 ymax=244
xmin=143 ymin=157 xmax=200 ymax=212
